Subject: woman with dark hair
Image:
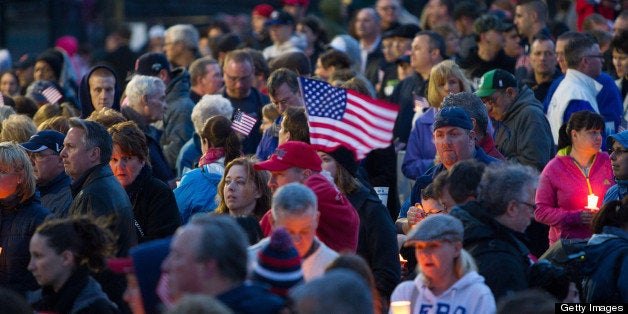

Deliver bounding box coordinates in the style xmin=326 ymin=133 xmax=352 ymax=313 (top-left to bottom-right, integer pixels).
xmin=297 ymin=15 xmax=328 ymax=71
xmin=175 ymin=115 xmax=241 ymax=224
xmin=0 ymin=142 xmax=51 ymax=295
xmin=215 ymin=156 xmax=271 ymax=244
xmin=108 ymin=121 xmax=181 ymax=243
xmin=581 ymin=198 xmax=628 ymax=302
xmin=317 ymin=145 xmax=401 ymax=301
xmin=28 ymin=216 xmax=118 ymax=313
xmin=536 ymin=111 xmax=614 ymax=246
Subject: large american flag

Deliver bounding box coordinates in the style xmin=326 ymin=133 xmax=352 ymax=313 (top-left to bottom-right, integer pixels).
xmin=231 ymin=109 xmax=258 ymax=136
xmin=299 ymin=77 xmax=398 ymax=160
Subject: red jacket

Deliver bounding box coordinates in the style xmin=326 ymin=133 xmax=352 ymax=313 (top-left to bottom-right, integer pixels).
xmin=260 ymin=173 xmax=360 ymax=253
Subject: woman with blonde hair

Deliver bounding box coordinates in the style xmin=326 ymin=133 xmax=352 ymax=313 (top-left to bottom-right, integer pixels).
xmin=402 ymin=60 xmax=471 ymax=180
xmin=0 ymin=114 xmax=37 ymax=143
xmin=0 ymin=142 xmax=51 ymax=294
xmin=390 ymin=214 xmax=495 ymax=313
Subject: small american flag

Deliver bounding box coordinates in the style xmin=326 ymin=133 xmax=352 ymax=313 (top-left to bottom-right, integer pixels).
xmin=231 ymin=109 xmax=258 ymax=136
xmin=413 ymin=92 xmax=429 ymax=113
xmin=299 ymin=77 xmax=399 ymax=160
xmin=41 ymin=86 xmax=63 ymax=105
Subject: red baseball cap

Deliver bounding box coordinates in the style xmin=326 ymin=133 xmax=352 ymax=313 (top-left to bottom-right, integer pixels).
xmin=253 ymin=4 xmax=274 ymax=18
xmin=282 ymin=0 xmax=309 ymax=5
xmin=254 ymin=141 xmax=322 ymax=172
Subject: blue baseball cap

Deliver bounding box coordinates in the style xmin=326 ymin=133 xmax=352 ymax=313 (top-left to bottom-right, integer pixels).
xmin=20 ymin=130 xmax=65 ymax=153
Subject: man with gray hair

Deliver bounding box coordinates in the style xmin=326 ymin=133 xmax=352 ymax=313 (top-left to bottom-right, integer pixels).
xmin=162 ymin=214 xmax=284 ymax=313
xmin=449 ymin=163 xmax=538 ymax=300
xmin=61 ymin=118 xmax=136 ymax=312
xmin=61 ymin=118 xmax=136 ymax=256
xmin=122 ymin=74 xmax=175 ymax=187
xmin=290 ymin=269 xmax=374 ymax=314
xmin=134 ymin=52 xmax=195 ymax=175
xmin=164 ymin=24 xmax=200 ymax=69
xmin=176 ymin=95 xmax=234 ymax=176
xmin=355 ymin=8 xmax=384 ymax=86
xmin=249 ymin=183 xmax=339 ymax=281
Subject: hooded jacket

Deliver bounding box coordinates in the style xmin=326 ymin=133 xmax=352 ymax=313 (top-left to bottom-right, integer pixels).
xmin=390 ymin=271 xmax=495 ymax=314
xmin=78 ymin=65 xmax=121 ymax=118
xmin=449 ymin=201 xmax=532 ymax=300
xmin=493 ymin=86 xmax=554 ymax=171
xmin=582 ymin=226 xmax=628 ymax=302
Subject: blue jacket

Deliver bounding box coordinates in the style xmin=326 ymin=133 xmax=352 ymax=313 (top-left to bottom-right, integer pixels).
xmin=37 ymin=171 xmax=72 ymax=217
xmin=175 ymin=134 xmax=202 ymax=177
xmin=582 ymin=226 xmax=628 ymax=302
xmin=256 ymin=116 xmax=281 ymax=161
xmin=603 ymin=179 xmax=628 ymax=205
xmin=174 ymin=162 xmax=224 ymax=224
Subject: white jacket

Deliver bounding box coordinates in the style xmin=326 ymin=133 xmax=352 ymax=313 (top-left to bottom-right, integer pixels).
xmin=389 ymin=271 xmax=496 ymax=314
xmin=547 ymin=69 xmax=602 ymax=144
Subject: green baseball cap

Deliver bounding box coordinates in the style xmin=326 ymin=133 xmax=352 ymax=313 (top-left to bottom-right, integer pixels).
xmin=475 ymin=69 xmax=517 ymax=98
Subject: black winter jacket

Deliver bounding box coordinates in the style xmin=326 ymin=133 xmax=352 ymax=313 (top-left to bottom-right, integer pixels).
xmin=0 ymin=194 xmax=51 ymax=295
xmin=348 ymin=183 xmax=401 ymax=299
xmin=450 ymin=201 xmax=532 ymax=300
xmin=125 ymin=165 xmax=181 ymax=243
xmin=69 ymin=163 xmax=137 ymax=257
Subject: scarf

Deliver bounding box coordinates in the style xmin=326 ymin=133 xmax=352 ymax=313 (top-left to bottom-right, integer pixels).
xmin=198 ymin=147 xmax=225 ymax=168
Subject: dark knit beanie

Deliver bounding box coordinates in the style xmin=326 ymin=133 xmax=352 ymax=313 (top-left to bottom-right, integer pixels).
xmin=36 ymin=49 xmax=64 ymax=81
xmin=328 ymin=145 xmax=358 ymax=177
xmin=251 ymin=228 xmax=303 ymax=297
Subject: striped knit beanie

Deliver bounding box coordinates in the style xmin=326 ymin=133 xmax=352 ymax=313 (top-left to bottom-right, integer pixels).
xmin=252 ymin=228 xmax=303 ymax=297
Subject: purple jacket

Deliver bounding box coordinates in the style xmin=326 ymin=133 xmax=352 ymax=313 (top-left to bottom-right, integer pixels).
xmin=402 ymin=108 xmax=436 ymax=180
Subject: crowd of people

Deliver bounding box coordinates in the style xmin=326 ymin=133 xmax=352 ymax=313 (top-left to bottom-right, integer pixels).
xmin=0 ymin=0 xmax=627 ymax=313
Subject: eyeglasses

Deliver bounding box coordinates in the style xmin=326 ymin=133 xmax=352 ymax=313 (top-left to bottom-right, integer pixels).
xmin=28 ymin=152 xmax=59 ymax=161
xmin=517 ymin=200 xmax=537 ymax=211
xmin=481 ymin=90 xmax=504 ymax=108
xmin=224 ymin=72 xmax=253 ymax=83
xmin=609 ymin=147 xmax=628 ymax=156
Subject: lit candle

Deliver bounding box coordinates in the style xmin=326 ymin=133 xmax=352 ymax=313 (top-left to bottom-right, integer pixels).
xmin=586 ymin=194 xmax=599 ymax=211
xmin=399 ymin=254 xmax=407 ymax=269
xmin=390 ymin=301 xmax=411 ymax=314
